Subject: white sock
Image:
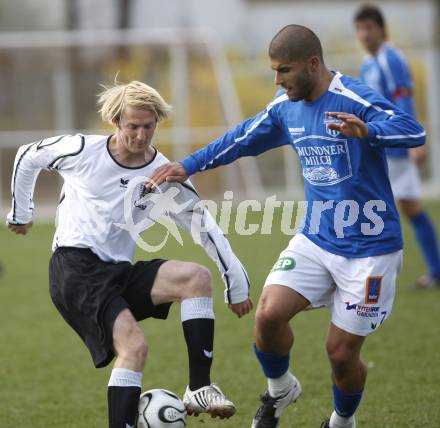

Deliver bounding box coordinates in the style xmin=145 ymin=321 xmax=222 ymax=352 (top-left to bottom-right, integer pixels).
xmin=330 ymin=410 xmax=356 ymax=428
xmin=268 ymin=371 xmax=294 ymax=397
xmin=181 ymin=297 xmax=214 ymax=322
xmin=108 ymin=368 xmax=143 ymax=387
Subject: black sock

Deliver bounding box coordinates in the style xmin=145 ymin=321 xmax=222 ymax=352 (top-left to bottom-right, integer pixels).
xmin=182 ymin=318 xmax=214 ymax=390
xmin=108 ymin=386 xmax=141 ymax=428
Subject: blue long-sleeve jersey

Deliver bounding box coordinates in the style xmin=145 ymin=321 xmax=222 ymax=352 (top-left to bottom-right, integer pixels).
xmin=360 ymin=43 xmax=415 ymax=157
xmin=181 ymin=72 xmax=425 ymax=258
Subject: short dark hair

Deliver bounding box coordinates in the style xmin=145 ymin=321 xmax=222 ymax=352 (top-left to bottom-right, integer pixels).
xmin=354 ymin=4 xmax=386 ymax=29
xmin=269 ymin=24 xmax=324 ymax=63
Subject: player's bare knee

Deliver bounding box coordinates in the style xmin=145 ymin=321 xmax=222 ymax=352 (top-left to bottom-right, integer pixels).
xmin=116 ymin=320 xmax=149 ymax=365
xmin=326 ymin=343 xmax=357 ymax=371
xmin=125 ymin=335 xmax=148 ymax=366
xmin=183 ymin=265 xmax=212 ymax=298
xmin=138 ymin=339 xmax=148 ymax=364
xmin=255 ymin=304 xmax=284 ymax=332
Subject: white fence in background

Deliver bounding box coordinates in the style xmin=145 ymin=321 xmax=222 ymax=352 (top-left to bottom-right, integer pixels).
xmin=0 ymin=28 xmax=265 ymax=218
xmin=0 ymin=29 xmax=439 ymax=220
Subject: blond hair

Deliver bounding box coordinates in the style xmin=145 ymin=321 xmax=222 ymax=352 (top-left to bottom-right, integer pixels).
xmin=97 ymin=80 xmax=172 ymax=125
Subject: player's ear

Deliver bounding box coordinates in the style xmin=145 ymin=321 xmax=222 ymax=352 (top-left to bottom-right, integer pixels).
xmin=309 ymin=56 xmax=320 ymax=72
xmin=112 ymin=117 xmax=121 ymax=129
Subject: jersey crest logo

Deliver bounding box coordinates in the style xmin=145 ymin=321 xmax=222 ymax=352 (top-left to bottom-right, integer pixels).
xmin=365 ymin=276 xmax=382 ymax=304
xmin=323 ymin=117 xmax=341 ymax=137
xmin=326 ymin=127 xmax=340 ymax=137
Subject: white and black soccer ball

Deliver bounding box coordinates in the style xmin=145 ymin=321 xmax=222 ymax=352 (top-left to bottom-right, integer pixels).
xmin=137 ymin=389 xmax=187 ymax=428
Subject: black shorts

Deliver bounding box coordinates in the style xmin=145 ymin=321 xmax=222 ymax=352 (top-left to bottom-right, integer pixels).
xmin=49 ymin=247 xmax=171 ymax=368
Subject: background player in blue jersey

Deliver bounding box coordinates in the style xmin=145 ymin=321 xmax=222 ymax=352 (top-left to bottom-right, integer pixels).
xmin=354 ymin=4 xmax=440 ymax=289
xmin=148 ymin=25 xmax=425 ymax=428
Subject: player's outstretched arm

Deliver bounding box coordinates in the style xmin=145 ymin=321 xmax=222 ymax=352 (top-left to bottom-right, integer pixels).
xmin=146 ymin=162 xmax=188 ymax=189
xmin=228 ymin=298 xmax=254 ymax=318
xmin=329 ymin=86 xmax=425 ymax=149
xmin=146 ymin=103 xmax=289 ymax=190
xmin=7 ymin=222 xmax=33 ymax=235
xmin=7 ymin=135 xmax=84 ymax=226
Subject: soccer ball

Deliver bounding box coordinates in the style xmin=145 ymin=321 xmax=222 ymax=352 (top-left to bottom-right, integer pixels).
xmin=137 ymin=389 xmax=187 ymax=428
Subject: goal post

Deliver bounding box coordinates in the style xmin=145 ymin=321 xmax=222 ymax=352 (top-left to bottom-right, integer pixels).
xmin=0 ymin=27 xmax=266 ymax=219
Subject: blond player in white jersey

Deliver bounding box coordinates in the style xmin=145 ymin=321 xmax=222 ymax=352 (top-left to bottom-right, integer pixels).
xmin=6 ymin=80 xmax=253 ymax=428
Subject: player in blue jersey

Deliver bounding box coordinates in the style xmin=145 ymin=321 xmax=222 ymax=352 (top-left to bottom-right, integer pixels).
xmin=355 ymin=4 xmax=440 ymax=289
xmin=148 ymin=25 xmax=425 ymax=428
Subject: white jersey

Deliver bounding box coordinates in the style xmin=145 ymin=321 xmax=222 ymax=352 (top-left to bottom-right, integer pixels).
xmin=7 ymin=134 xmax=250 ymax=304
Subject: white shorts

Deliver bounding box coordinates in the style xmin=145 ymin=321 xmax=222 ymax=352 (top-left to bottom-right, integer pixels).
xmin=387 ymin=157 xmax=421 ymax=199
xmin=264 ymin=234 xmax=403 ymax=336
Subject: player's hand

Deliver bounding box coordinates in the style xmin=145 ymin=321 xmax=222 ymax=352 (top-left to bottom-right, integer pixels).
xmin=409 ymin=145 xmax=427 ymax=166
xmin=7 ymin=221 xmax=33 ymax=235
xmin=325 ymin=112 xmax=368 ymax=139
xmin=145 ymin=162 xmax=188 ymax=190
xmin=228 ymin=298 xmax=254 ymax=318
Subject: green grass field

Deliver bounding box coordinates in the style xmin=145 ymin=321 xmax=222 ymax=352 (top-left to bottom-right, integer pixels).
xmin=1 ymin=204 xmax=440 ymax=427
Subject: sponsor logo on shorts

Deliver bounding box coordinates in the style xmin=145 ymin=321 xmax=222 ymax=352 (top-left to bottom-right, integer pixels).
xmin=345 ymin=301 xmax=380 ymax=318
xmin=365 ymin=276 xmax=382 ymax=304
xmin=344 ymin=301 xmax=357 ymax=311
xmin=271 ymin=257 xmax=296 ymax=272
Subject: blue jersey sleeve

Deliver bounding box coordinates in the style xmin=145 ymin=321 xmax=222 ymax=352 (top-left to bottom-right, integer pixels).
xmin=391 ymin=93 xmax=414 ymax=116
xmin=181 ymin=96 xmax=290 ymax=175
xmin=355 ymin=84 xmax=425 ymax=149
xmin=385 ymin=49 xmax=412 ymax=89
xmin=383 ymin=49 xmax=415 ymax=116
